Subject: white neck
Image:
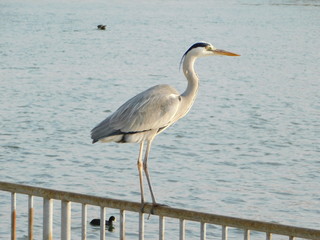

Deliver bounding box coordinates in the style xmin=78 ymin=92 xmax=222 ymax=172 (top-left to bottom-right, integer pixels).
xmin=181 ymin=54 xmax=199 ymax=104
xmin=173 ymin=53 xmax=200 ymax=120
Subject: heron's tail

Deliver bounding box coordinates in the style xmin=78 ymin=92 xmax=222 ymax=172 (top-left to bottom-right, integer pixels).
xmin=91 ymin=127 xmax=123 ymax=144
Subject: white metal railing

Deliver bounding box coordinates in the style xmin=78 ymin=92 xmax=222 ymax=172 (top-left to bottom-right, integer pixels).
xmin=0 ymin=181 xmax=319 ymax=240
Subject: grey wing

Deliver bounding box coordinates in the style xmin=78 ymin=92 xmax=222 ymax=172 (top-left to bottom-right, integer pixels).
xmin=91 ymin=85 xmax=181 ymax=143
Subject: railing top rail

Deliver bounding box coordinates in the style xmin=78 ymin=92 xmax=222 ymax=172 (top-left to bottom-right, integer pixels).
xmin=1 ymin=181 xmax=319 ymax=239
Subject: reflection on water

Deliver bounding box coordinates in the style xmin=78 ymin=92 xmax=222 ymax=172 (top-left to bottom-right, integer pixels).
xmin=1 ymin=0 xmax=320 ymax=238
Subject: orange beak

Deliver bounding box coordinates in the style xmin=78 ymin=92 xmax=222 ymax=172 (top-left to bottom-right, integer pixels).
xmin=213 ymin=49 xmax=240 ymax=56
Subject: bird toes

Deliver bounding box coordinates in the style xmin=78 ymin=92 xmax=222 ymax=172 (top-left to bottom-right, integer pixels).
xmin=153 ymin=203 xmax=169 ymax=209
xmin=140 ymin=202 xmax=146 ymax=213
xmin=140 ymin=202 xmax=169 ymax=219
xmin=148 ymin=203 xmax=170 ymax=219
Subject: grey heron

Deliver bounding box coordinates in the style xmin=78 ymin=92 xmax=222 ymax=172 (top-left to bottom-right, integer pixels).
xmin=91 ymin=42 xmax=239 ymax=209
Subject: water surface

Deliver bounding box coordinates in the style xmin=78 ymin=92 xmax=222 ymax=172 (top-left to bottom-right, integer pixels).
xmin=1 ymin=0 xmax=319 ymax=238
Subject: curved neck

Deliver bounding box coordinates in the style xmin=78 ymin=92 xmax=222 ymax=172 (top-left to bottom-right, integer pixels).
xmin=181 ymin=54 xmax=199 ymax=100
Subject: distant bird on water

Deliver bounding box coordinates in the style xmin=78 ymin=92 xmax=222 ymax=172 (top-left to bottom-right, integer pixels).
xmin=91 ymin=41 xmax=239 ymax=210
xmin=97 ymin=25 xmax=106 ymax=30
xmin=90 ymin=216 xmax=116 ymax=226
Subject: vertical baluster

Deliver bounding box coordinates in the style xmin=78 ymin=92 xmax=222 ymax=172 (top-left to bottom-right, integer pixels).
xmin=289 ymin=237 xmax=295 ymax=240
xmin=179 ymin=219 xmax=185 ymax=240
xmin=43 ymin=198 xmax=53 ymax=240
xmin=244 ymin=229 xmax=250 ymax=240
xmin=139 ymin=212 xmax=144 ymax=240
xmin=82 ymin=204 xmax=87 ymax=240
xmin=266 ymin=232 xmax=272 ymax=240
xmin=28 ymin=195 xmax=34 ymax=240
xmin=61 ymin=201 xmax=71 ymax=240
xmin=222 ymin=226 xmax=228 ymax=240
xmin=200 ymin=222 xmax=206 ymax=240
xmin=100 ymin=207 xmax=106 ymax=240
xmin=159 ymin=216 xmax=165 ymax=240
xmin=11 ymin=193 xmax=16 ymax=240
xmin=120 ymin=210 xmax=125 ymax=240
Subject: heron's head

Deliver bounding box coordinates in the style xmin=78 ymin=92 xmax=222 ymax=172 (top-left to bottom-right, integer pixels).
xmin=184 ymin=41 xmax=240 ymax=58
xmin=180 ymin=41 xmax=239 ymax=70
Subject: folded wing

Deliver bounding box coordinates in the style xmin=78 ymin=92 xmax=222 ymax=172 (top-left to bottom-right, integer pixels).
xmin=91 ymin=84 xmax=181 ymax=143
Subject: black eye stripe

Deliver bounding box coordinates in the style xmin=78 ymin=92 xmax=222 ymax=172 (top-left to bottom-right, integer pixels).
xmin=184 ymin=42 xmax=210 ymax=56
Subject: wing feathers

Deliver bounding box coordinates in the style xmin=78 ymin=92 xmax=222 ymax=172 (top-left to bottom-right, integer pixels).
xmin=91 ymin=84 xmax=181 ymax=143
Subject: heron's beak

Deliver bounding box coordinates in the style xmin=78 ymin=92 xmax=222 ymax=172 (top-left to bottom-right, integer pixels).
xmin=213 ymin=49 xmax=240 ymax=56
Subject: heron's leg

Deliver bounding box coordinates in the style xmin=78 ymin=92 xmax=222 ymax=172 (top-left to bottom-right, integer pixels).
xmin=143 ymin=140 xmax=157 ymax=205
xmin=137 ymin=141 xmax=145 ymax=206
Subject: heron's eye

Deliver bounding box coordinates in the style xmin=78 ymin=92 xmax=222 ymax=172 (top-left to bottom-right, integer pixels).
xmin=205 ymin=45 xmax=213 ymax=51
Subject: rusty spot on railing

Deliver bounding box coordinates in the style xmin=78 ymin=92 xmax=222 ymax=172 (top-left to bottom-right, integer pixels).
xmin=28 ymin=207 xmax=34 ymax=240
xmin=11 ymin=209 xmax=16 ymax=240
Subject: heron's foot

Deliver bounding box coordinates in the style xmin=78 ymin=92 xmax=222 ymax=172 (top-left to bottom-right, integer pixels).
xmin=147 ymin=203 xmax=169 ymax=219
xmin=140 ymin=202 xmax=146 ymax=213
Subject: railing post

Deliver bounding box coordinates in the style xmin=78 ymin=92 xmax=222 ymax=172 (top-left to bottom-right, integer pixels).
xmin=28 ymin=195 xmax=34 ymax=240
xmin=159 ymin=216 xmax=165 ymax=240
xmin=222 ymin=226 xmax=228 ymax=240
xmin=82 ymin=204 xmax=87 ymax=240
xmin=43 ymin=198 xmax=53 ymax=240
xmin=244 ymin=229 xmax=250 ymax=240
xmin=179 ymin=219 xmax=185 ymax=240
xmin=266 ymin=232 xmax=272 ymax=240
xmin=120 ymin=210 xmax=126 ymax=240
xmin=200 ymin=222 xmax=206 ymax=240
xmin=61 ymin=200 xmax=71 ymax=240
xmin=100 ymin=207 xmax=106 ymax=240
xmin=11 ymin=192 xmax=16 ymax=240
xmin=139 ymin=212 xmax=144 ymax=240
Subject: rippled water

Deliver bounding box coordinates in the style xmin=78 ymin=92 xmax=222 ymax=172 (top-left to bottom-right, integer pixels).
xmin=1 ymin=0 xmax=319 ymax=239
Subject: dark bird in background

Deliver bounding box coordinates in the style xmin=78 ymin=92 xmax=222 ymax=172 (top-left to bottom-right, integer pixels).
xmin=97 ymin=25 xmax=106 ymax=30
xmin=90 ymin=216 xmax=116 ymax=231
